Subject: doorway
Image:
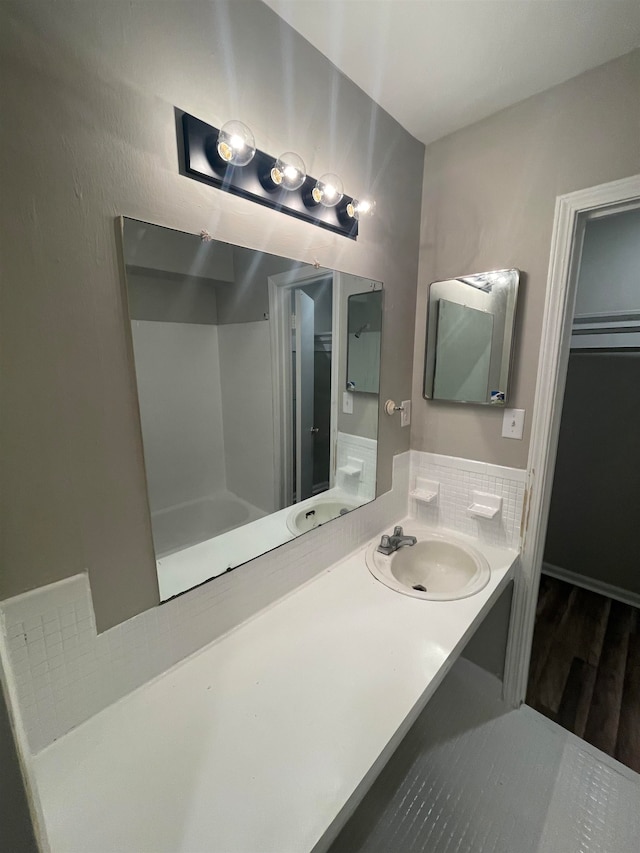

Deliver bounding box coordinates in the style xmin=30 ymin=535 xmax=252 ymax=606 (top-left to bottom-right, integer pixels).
xmin=524 ymin=206 xmax=640 ymax=770
xmin=502 ymin=175 xmax=640 ymax=761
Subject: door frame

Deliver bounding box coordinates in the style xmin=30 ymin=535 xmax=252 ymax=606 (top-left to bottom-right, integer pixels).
xmin=268 ymin=267 xmax=341 ymax=508
xmin=503 ymin=174 xmax=640 ymax=708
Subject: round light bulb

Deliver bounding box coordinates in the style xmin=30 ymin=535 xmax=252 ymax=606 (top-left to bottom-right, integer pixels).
xmin=312 ymin=173 xmax=344 ymax=207
xmin=216 ymin=120 xmax=256 ymax=167
xmin=270 ymin=151 xmax=306 ymax=191
xmin=356 ymin=198 xmax=376 ymax=217
xmin=347 ymin=198 xmax=376 ymax=220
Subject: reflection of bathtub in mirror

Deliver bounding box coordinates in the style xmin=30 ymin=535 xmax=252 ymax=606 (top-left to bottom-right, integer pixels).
xmin=154 ymin=434 xmax=378 ymax=600
xmin=151 ymin=493 xmax=266 ymax=559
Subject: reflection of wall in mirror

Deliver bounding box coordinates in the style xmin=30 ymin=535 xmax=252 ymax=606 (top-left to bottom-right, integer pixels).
xmin=126 ymin=237 xmax=295 ymax=559
xmin=433 ymin=299 xmax=494 ymax=403
xmin=216 ymin=247 xmax=310 ymax=513
xmin=347 ymin=332 xmax=381 ymax=394
xmin=347 ymin=291 xmax=382 ymax=395
xmin=338 ymin=274 xmax=381 ymax=441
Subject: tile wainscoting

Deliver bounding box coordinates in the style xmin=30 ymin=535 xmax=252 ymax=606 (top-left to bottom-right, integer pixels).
xmin=1 ymin=453 xmax=409 ymax=754
xmin=409 ymin=450 xmax=526 ymax=549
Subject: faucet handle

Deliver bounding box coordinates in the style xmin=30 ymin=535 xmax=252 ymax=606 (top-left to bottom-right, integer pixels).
xmin=393 ymin=525 xmax=404 ymax=537
xmin=380 ymin=534 xmax=391 ymax=547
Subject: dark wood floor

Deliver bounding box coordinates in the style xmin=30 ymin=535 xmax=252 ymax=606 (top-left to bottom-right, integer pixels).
xmin=526 ymin=574 xmax=640 ymax=774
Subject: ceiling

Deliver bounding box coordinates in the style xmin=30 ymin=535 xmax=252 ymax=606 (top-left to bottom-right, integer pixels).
xmin=263 ymin=0 xmax=640 ymax=144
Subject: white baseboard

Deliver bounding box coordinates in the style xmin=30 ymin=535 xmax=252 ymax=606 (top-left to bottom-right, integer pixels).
xmin=542 ymin=561 xmax=640 ymax=611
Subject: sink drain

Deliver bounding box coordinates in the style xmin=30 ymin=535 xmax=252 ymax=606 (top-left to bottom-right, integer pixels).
xmin=412 ymin=584 xmax=427 ymax=592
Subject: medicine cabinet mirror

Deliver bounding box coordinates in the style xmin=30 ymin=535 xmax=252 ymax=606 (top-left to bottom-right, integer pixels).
xmin=119 ymin=218 xmax=382 ymax=600
xmin=423 ymin=269 xmax=519 ymax=405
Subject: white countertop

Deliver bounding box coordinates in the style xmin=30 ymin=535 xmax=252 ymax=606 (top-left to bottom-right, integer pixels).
xmin=32 ymin=521 xmax=518 ymax=853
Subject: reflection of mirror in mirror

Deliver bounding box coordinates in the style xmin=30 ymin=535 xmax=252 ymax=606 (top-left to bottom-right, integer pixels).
xmin=423 ymin=269 xmax=519 ymax=405
xmin=120 ymin=219 xmax=383 ymax=600
xmin=346 ymin=290 xmax=383 ymax=394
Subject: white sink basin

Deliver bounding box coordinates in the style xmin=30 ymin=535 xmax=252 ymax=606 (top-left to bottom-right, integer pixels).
xmin=366 ymin=529 xmax=490 ymax=600
xmin=287 ymin=497 xmax=361 ymax=535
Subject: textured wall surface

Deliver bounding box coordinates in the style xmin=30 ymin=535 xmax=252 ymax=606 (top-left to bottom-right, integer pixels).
xmin=0 ymin=0 xmax=423 ymax=629
xmin=412 ymin=50 xmax=640 ymax=469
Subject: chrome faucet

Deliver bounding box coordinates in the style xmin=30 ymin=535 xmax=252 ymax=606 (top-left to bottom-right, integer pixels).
xmin=377 ymin=525 xmax=417 ymax=555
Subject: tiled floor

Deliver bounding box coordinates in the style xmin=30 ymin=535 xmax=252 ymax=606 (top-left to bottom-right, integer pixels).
xmin=527 ymin=574 xmax=640 ymax=773
xmin=329 ymin=658 xmax=639 ymax=853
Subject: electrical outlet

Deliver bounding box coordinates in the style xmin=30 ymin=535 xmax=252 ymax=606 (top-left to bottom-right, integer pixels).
xmin=401 ymin=400 xmax=411 ymax=427
xmin=502 ymin=408 xmax=525 ymax=439
xmin=342 ymin=391 xmax=353 ymax=414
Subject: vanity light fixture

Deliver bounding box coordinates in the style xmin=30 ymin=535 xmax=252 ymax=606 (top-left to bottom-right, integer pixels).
xmin=270 ymin=151 xmax=306 ymax=191
xmin=216 ymin=120 xmax=256 ymax=166
xmin=180 ymin=111 xmax=365 ymax=238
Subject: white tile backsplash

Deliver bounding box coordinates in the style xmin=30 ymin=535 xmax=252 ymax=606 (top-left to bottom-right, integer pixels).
xmin=409 ymin=450 xmax=526 ymax=548
xmin=1 ymin=452 xmax=409 ymax=755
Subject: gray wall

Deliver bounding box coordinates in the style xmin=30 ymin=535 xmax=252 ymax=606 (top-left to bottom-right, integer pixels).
xmin=544 ymin=352 xmax=640 ymax=594
xmin=411 ymin=50 xmax=640 ymax=469
xmin=0 ymin=0 xmax=423 ymax=630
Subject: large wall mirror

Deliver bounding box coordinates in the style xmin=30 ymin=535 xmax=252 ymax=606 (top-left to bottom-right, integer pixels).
xmin=423 ymin=269 xmax=519 ymax=405
xmin=119 ymin=218 xmax=383 ymax=600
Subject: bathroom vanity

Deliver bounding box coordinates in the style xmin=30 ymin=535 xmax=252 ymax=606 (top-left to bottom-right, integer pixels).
xmin=30 ymin=522 xmax=518 ymax=853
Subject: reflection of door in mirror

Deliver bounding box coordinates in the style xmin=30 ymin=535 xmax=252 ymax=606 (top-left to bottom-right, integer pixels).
xmin=270 ymin=268 xmax=336 ymax=507
xmin=295 ymin=289 xmax=315 ymax=501
xmin=293 ymin=282 xmax=333 ymax=502
xmin=119 ymin=218 xmax=383 ymax=601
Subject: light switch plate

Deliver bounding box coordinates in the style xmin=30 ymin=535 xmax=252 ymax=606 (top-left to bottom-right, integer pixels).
xmin=342 ymin=391 xmax=353 ymax=414
xmin=401 ymin=400 xmax=411 ymax=427
xmin=502 ymin=408 xmax=525 ymax=440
